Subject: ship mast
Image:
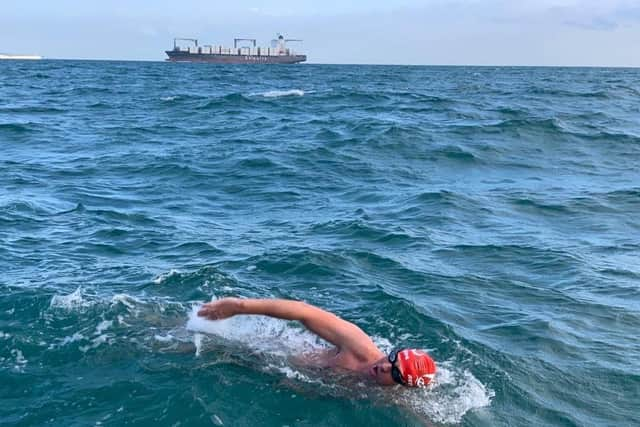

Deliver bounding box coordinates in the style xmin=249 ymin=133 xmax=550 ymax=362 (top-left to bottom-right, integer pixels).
xmin=173 ymin=38 xmax=198 ymax=49
xmin=234 ymin=38 xmax=257 ymax=48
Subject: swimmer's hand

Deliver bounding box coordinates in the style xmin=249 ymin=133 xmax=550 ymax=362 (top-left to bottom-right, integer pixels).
xmin=197 ymin=298 xmax=243 ymax=320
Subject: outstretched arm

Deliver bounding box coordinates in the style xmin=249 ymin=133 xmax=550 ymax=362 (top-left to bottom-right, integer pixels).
xmin=198 ymin=298 xmax=377 ymax=357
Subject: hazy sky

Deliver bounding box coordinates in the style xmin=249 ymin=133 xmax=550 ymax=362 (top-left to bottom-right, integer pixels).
xmin=1 ymin=0 xmax=639 ymax=66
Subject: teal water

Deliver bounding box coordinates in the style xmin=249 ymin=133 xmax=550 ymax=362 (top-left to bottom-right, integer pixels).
xmin=1 ymin=61 xmax=639 ymax=426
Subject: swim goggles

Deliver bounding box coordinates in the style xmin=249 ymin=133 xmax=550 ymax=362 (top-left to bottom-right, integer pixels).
xmin=388 ymin=348 xmax=406 ymax=385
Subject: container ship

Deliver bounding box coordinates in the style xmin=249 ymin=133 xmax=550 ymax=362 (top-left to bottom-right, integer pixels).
xmin=165 ymin=34 xmax=306 ymax=64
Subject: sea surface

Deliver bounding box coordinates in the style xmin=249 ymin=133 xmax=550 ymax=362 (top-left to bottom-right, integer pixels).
xmin=1 ymin=61 xmax=639 ymax=427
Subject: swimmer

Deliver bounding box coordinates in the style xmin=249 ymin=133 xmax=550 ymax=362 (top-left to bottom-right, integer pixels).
xmin=198 ymin=298 xmax=436 ymax=388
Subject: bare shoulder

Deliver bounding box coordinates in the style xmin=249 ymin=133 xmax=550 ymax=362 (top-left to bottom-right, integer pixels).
xmin=329 ymin=319 xmax=383 ymax=364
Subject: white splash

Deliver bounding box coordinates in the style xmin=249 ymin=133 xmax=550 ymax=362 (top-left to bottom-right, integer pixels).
xmin=186 ymin=304 xmax=325 ymax=356
xmin=154 ymin=334 xmax=174 ymax=343
xmin=110 ymin=294 xmax=143 ymax=313
xmin=393 ymin=361 xmax=494 ymax=425
xmin=79 ymin=334 xmax=110 ymax=353
xmin=60 ymin=332 xmax=85 ymax=346
xmin=259 ymin=89 xmax=304 ymax=98
xmin=96 ymin=320 xmax=113 ymax=334
xmin=11 ymin=349 xmax=27 ymax=372
xmin=153 ymin=269 xmax=180 ymax=284
xmin=161 ymin=96 xmax=177 ymax=101
xmin=50 ymin=287 xmax=93 ymax=310
xmin=194 ymin=333 xmax=203 ymax=357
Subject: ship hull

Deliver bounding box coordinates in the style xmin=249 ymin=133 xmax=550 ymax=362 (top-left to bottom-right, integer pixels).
xmin=165 ymin=51 xmax=306 ymax=64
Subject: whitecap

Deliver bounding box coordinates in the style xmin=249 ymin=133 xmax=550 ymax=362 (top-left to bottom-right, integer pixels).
xmin=11 ymin=348 xmax=27 ymax=372
xmin=50 ymin=287 xmax=93 ymax=310
xmin=80 ymin=333 xmax=110 ymax=353
xmin=259 ymin=89 xmax=304 ymax=98
xmin=110 ymin=293 xmax=143 ymax=310
xmin=153 ymin=269 xmax=180 ymax=284
xmin=60 ymin=332 xmax=85 ymax=346
xmin=95 ymin=320 xmax=113 ymax=334
xmin=154 ymin=333 xmax=174 ymax=343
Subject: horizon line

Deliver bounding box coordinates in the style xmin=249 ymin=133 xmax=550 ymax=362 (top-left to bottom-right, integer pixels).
xmin=13 ymin=58 xmax=640 ymax=69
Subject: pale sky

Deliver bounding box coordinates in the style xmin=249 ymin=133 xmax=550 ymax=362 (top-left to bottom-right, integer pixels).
xmin=1 ymin=0 xmax=639 ymax=66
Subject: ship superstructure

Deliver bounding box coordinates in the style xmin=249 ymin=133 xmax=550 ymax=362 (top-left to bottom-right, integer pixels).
xmin=165 ymin=34 xmax=306 ymax=64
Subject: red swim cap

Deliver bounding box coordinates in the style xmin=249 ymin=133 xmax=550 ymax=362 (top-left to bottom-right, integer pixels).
xmin=396 ymin=349 xmax=436 ymax=387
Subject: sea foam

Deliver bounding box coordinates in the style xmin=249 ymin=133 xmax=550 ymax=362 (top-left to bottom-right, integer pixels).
xmin=50 ymin=287 xmax=94 ymax=310
xmin=186 ymin=304 xmax=324 ymax=356
xmin=258 ymin=89 xmax=305 ymax=98
xmin=393 ymin=362 xmax=494 ymax=424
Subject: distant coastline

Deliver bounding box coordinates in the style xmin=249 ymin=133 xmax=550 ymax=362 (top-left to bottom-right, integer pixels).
xmin=0 ymin=53 xmax=43 ymax=60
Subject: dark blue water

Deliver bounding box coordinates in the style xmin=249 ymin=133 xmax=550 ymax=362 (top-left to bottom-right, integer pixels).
xmin=1 ymin=61 xmax=639 ymax=426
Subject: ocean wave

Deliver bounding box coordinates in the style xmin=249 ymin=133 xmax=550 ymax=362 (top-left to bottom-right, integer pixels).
xmin=0 ymin=122 xmax=37 ymax=133
xmin=310 ymin=219 xmax=415 ymax=245
xmin=581 ymin=130 xmax=640 ymax=145
xmin=433 ymin=145 xmax=479 ymax=162
xmin=0 ymin=201 xmax=55 ymax=227
xmin=511 ymin=197 xmax=573 ymax=214
xmin=602 ymin=188 xmax=640 ymax=202
xmin=255 ymin=89 xmax=305 ymax=98
xmin=195 ymin=93 xmax=253 ymax=109
xmin=318 ymin=90 xmax=392 ymax=103
xmin=528 ymin=86 xmax=611 ymax=99
xmin=49 ymin=287 xmax=96 ymax=311
xmin=439 ymin=243 xmax=580 ymax=267
xmin=153 ymin=269 xmax=182 ymax=285
xmin=399 ymin=92 xmax=454 ymax=104
xmin=487 ymin=117 xmax=565 ymax=134
xmin=86 ymin=101 xmax=111 ymax=109
xmin=0 ymin=106 xmax=65 ymax=114
xmin=164 ymin=242 xmax=223 ymax=258
xmin=64 ymin=86 xmax=114 ymax=95
xmin=232 ymin=157 xmax=280 ymax=170
xmin=404 ymin=190 xmax=482 ymax=215
xmin=60 ymin=205 xmax=160 ymax=227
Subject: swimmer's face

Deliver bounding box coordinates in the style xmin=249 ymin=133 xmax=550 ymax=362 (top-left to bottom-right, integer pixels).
xmin=368 ymin=353 xmax=405 ymax=386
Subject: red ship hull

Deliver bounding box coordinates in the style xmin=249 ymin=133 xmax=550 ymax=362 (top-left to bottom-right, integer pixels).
xmin=165 ymin=50 xmax=306 ymax=64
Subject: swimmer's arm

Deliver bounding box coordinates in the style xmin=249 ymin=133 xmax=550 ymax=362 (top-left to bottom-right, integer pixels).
xmin=198 ymin=298 xmax=375 ymax=354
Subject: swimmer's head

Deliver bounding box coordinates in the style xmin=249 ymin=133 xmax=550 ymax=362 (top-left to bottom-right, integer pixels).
xmin=368 ymin=349 xmax=436 ymax=387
